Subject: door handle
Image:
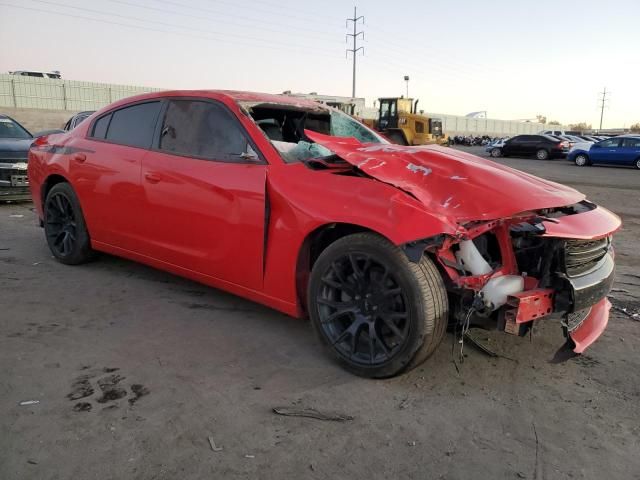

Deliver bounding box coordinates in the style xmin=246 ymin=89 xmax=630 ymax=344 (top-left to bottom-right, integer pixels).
xmin=144 ymin=172 xmax=161 ymax=184
xmin=72 ymin=153 xmax=86 ymax=163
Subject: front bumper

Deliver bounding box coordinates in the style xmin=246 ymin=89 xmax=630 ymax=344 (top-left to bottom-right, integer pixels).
xmin=569 ymin=297 xmax=610 ymax=353
xmin=0 ymin=161 xmax=31 ymax=201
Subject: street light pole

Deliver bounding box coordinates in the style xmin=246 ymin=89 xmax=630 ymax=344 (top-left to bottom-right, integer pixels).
xmin=404 ymin=75 xmax=409 ymax=98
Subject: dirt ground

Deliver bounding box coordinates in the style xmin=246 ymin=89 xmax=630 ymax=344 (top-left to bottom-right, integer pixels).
xmin=1 ymin=150 xmax=639 ymax=480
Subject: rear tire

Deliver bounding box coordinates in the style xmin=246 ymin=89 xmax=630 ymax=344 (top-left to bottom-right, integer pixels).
xmin=308 ymin=233 xmax=448 ymax=378
xmin=536 ymin=149 xmax=549 ymax=160
xmin=44 ymin=183 xmax=94 ymax=265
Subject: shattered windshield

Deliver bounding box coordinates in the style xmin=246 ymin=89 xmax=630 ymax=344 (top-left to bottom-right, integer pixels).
xmin=244 ymin=102 xmax=386 ymax=163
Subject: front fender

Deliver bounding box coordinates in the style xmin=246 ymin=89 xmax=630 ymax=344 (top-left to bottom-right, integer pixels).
xmin=261 ymin=163 xmax=458 ymax=311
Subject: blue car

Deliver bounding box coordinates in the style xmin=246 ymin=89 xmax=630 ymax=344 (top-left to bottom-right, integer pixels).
xmin=568 ymin=135 xmax=640 ymax=169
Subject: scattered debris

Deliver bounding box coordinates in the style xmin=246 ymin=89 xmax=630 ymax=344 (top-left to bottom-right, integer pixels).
xmin=407 ymin=441 xmax=416 ymax=447
xmin=128 ymin=384 xmax=150 ymax=405
xmin=27 ymin=460 xmax=38 ymax=465
xmin=32 ymin=262 xmax=41 ymax=266
xmin=273 ymin=406 xmax=353 ymax=422
xmin=0 ymin=247 xmax=9 ymax=251
xmin=398 ymin=396 xmax=411 ymax=410
xmin=207 ymin=436 xmax=223 ymax=452
xmin=9 ymin=214 xmax=24 ymax=218
xmin=463 ymin=331 xmax=498 ymax=357
xmin=532 ymin=422 xmax=541 ymax=480
xmin=611 ymin=304 xmax=640 ymax=321
xmin=73 ymin=402 xmax=92 ymax=412
xmin=19 ymin=400 xmax=40 ymax=406
xmin=244 ymin=454 xmax=255 ymax=459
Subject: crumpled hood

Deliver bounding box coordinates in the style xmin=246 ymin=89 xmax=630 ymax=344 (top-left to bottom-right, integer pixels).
xmin=305 ymin=131 xmax=585 ymax=222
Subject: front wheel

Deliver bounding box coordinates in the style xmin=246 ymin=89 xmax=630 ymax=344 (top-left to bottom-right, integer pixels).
xmin=536 ymin=149 xmax=549 ymax=160
xmin=635 ymin=158 xmax=640 ymax=170
xmin=44 ymin=182 xmax=94 ymax=265
xmin=575 ymin=154 xmax=589 ymax=167
xmin=490 ymin=147 xmax=502 ymax=157
xmin=308 ymin=233 xmax=449 ymax=378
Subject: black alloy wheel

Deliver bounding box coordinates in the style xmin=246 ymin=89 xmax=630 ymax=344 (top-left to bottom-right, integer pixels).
xmin=44 ymin=183 xmax=94 ymax=264
xmin=316 ymin=252 xmax=410 ymax=366
xmin=309 ymin=233 xmax=448 ymax=378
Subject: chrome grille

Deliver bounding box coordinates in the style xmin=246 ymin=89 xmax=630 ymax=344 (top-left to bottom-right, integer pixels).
xmin=564 ymin=237 xmax=610 ymax=277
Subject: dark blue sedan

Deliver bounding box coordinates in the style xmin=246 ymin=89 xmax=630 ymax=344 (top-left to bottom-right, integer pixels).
xmin=568 ymin=135 xmax=640 ymax=169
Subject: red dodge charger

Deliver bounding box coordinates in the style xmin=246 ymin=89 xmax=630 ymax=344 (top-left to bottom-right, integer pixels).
xmin=28 ymin=90 xmax=621 ymax=377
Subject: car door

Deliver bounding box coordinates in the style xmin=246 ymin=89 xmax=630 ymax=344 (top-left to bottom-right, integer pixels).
xmin=519 ymin=135 xmax=539 ymax=156
xmin=74 ymin=100 xmax=162 ymax=251
xmin=503 ymin=136 xmax=521 ymax=155
xmin=589 ymin=138 xmax=622 ymax=165
xmin=619 ymin=137 xmax=640 ymax=165
xmin=140 ymin=98 xmax=266 ymax=290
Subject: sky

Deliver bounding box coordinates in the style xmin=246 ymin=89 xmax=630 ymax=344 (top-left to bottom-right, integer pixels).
xmin=1 ymin=0 xmax=639 ymax=127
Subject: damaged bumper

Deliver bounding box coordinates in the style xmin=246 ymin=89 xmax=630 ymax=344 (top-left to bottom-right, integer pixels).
xmin=427 ymin=203 xmax=621 ymax=355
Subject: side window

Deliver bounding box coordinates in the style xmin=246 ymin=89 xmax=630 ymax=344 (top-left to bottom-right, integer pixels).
xmin=599 ymin=138 xmax=620 ymax=148
xmin=159 ymin=100 xmax=250 ymax=161
xmin=622 ymin=138 xmax=640 ymax=148
xmin=106 ymin=102 xmax=162 ymax=148
xmin=91 ymin=113 xmax=111 ymax=139
xmin=415 ymin=121 xmax=425 ymax=134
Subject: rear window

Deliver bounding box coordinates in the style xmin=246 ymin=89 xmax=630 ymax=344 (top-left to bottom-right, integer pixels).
xmin=105 ymin=102 xmax=161 ymax=148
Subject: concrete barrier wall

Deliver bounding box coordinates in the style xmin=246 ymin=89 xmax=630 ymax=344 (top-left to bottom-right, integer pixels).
xmin=0 ymin=74 xmax=160 ymax=111
xmin=426 ymin=112 xmax=571 ymax=137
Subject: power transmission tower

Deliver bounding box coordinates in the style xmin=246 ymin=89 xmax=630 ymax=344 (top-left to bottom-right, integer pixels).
xmin=346 ymin=6 xmax=364 ymax=98
xmin=598 ymin=87 xmax=609 ymax=130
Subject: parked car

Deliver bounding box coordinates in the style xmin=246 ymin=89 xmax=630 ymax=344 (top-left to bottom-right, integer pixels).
xmin=501 ymin=134 xmax=569 ymax=159
xmin=484 ymin=138 xmax=508 ymax=157
xmin=9 ymin=70 xmax=62 ymax=79
xmin=539 ymin=129 xmax=580 ymax=136
xmin=63 ymin=111 xmax=95 ymax=131
xmin=568 ymin=135 xmax=640 ymax=168
xmin=0 ymin=114 xmax=33 ymax=201
xmin=28 ymin=90 xmax=620 ymax=377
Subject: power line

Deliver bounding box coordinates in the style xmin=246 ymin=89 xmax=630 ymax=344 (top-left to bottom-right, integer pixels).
xmin=598 ymin=87 xmax=609 ymax=130
xmin=346 ymin=6 xmax=364 ymax=98
xmin=0 ymin=2 xmax=341 ymax=59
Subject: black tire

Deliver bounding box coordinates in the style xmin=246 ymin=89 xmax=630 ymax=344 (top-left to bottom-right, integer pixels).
xmin=308 ymin=233 xmax=448 ymax=378
xmin=44 ymin=182 xmax=94 ymax=265
xmin=490 ymin=147 xmax=502 ymax=158
xmin=536 ymin=149 xmax=549 ymax=160
xmin=635 ymin=158 xmax=640 ymax=170
xmin=574 ymin=154 xmax=590 ymax=167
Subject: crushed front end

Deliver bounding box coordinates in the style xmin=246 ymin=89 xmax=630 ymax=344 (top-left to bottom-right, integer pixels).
xmin=427 ymin=201 xmax=620 ymax=353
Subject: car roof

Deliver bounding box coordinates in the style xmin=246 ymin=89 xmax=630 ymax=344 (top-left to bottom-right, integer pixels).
xmin=104 ymin=89 xmax=326 ymax=110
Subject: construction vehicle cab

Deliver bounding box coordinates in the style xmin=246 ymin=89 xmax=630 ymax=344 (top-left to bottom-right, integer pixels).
xmin=377 ymin=97 xmax=445 ymax=146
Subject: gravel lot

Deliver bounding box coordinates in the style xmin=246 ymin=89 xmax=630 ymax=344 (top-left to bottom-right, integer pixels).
xmin=1 ymin=148 xmax=639 ymax=480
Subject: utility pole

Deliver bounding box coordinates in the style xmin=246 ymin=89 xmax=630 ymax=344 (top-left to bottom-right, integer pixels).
xmin=346 ymin=6 xmax=364 ymax=98
xmin=598 ymin=87 xmax=609 ymax=130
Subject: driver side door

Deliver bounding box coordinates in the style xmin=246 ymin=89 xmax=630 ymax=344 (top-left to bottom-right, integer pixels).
xmin=140 ymin=98 xmax=267 ymax=290
xmin=590 ymin=138 xmax=621 ymax=164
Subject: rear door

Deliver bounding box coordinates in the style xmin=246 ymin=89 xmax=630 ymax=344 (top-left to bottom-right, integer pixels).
xmin=589 ymin=138 xmax=622 ymax=164
xmin=619 ymin=137 xmax=640 ymax=165
xmin=140 ymin=98 xmax=267 ymax=290
xmin=519 ymin=135 xmax=539 ymax=156
xmin=76 ymin=100 xmax=162 ymax=251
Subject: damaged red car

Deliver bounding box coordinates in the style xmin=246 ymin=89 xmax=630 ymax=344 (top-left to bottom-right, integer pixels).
xmin=28 ymin=91 xmax=621 ymax=377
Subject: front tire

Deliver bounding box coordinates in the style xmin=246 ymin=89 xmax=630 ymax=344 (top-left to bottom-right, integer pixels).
xmin=490 ymin=147 xmax=502 ymax=157
xmin=575 ymin=154 xmax=589 ymax=167
xmin=536 ymin=149 xmax=549 ymax=160
xmin=635 ymin=158 xmax=640 ymax=170
xmin=44 ymin=182 xmax=94 ymax=265
xmin=308 ymin=233 xmax=448 ymax=378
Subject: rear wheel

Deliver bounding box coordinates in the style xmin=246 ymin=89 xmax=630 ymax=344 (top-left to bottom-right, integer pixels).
xmin=308 ymin=233 xmax=448 ymax=378
xmin=575 ymin=154 xmax=589 ymax=167
xmin=44 ymin=182 xmax=94 ymax=265
xmin=536 ymin=149 xmax=549 ymax=160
